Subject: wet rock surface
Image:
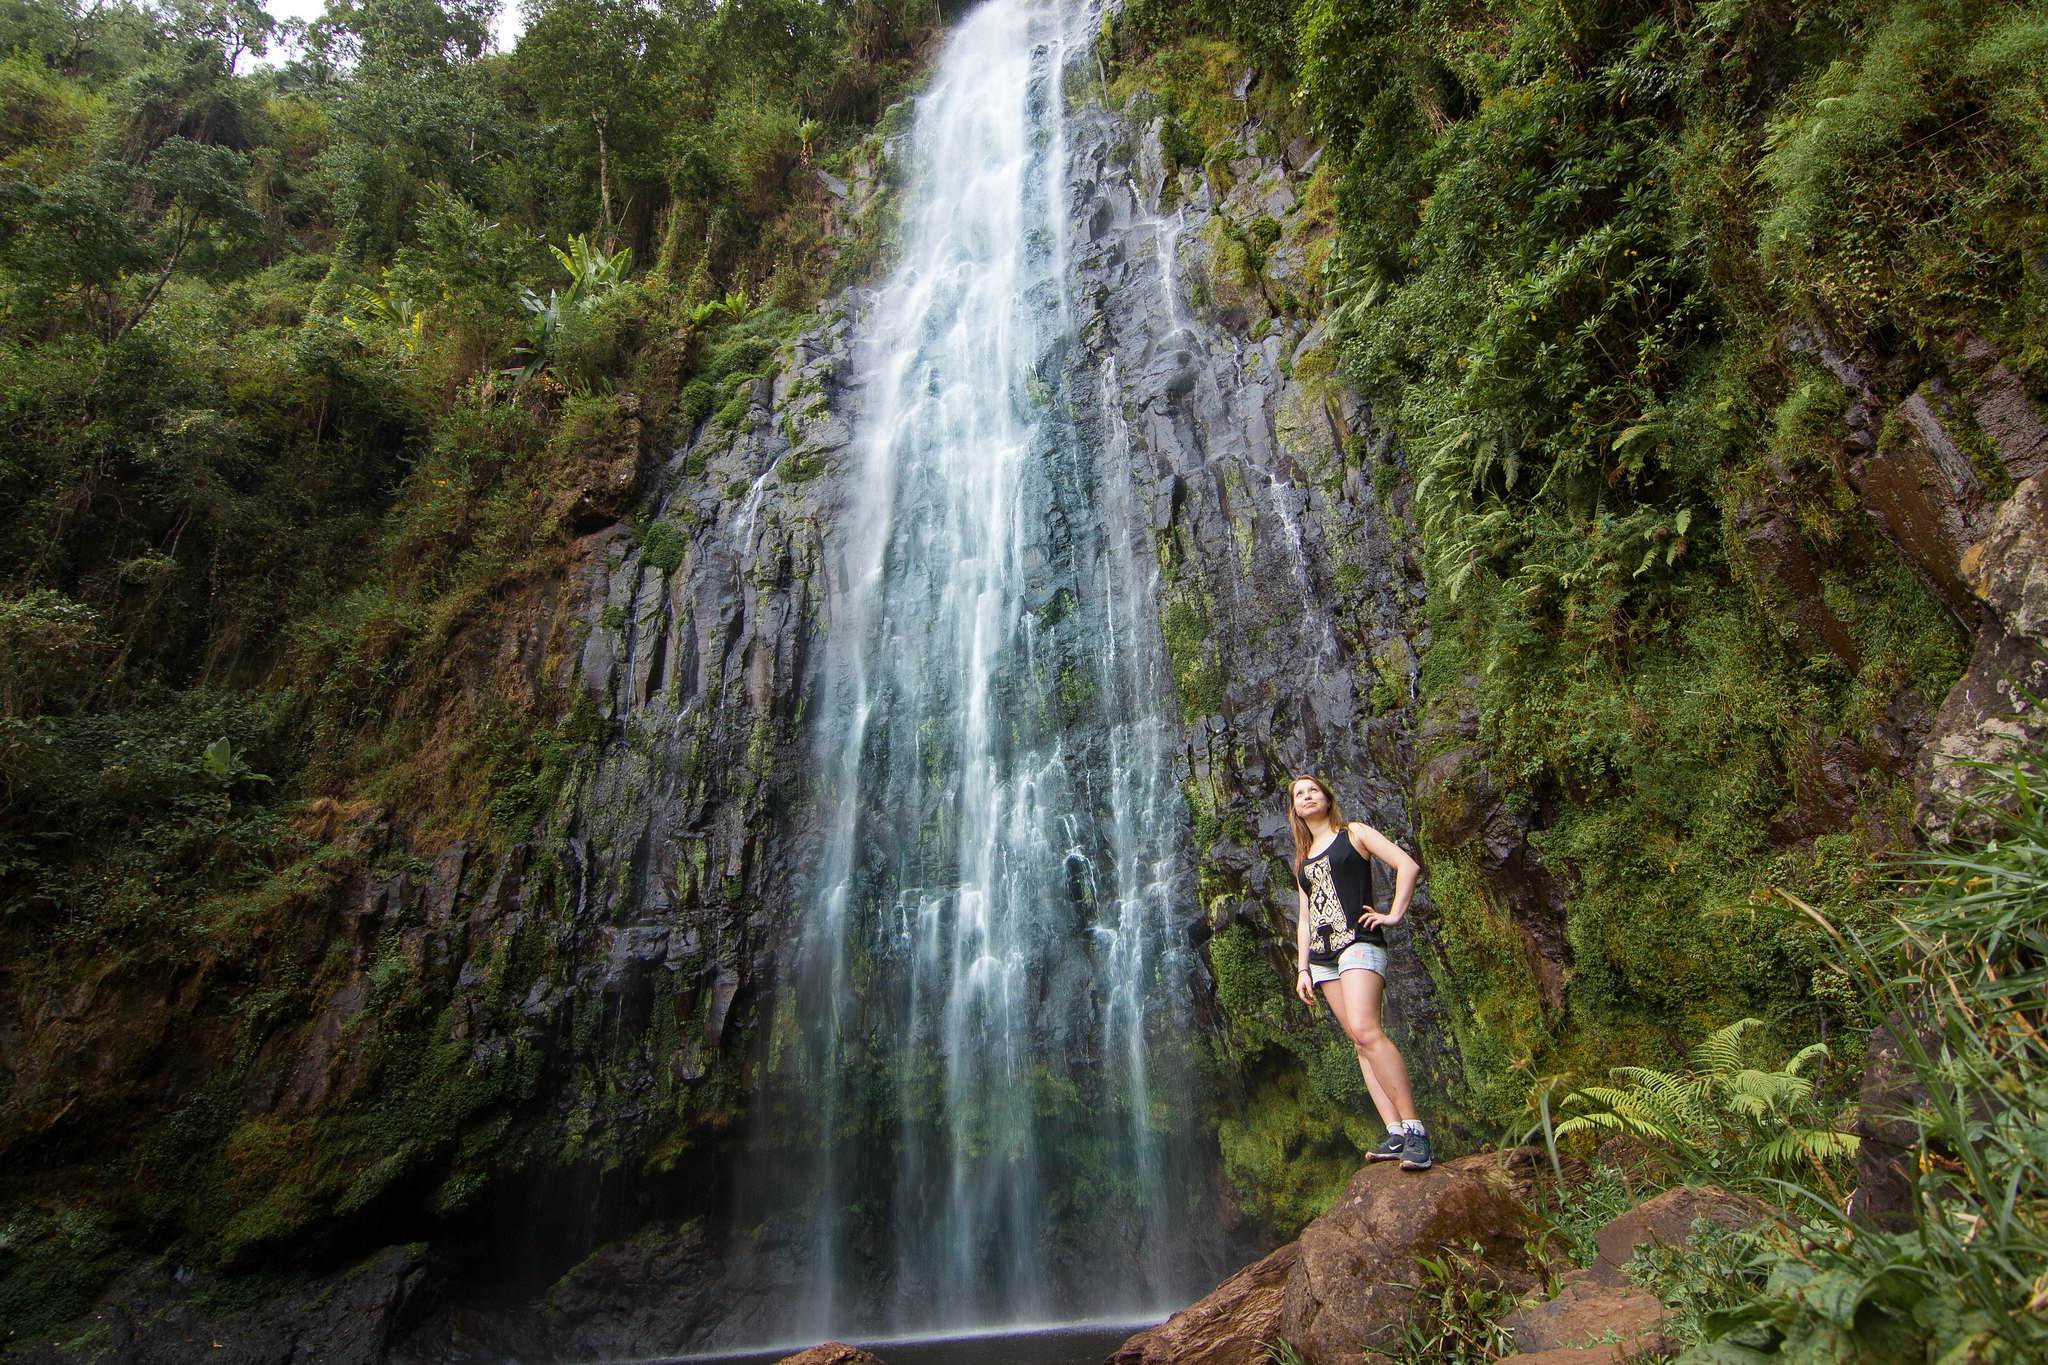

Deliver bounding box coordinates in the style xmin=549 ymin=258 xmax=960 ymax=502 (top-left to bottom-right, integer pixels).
xmin=1106 ymin=1244 xmax=1300 ymax=1365
xmin=11 ymin=1247 xmax=439 ymax=1365
xmin=1276 ymin=1157 xmax=1535 ymax=1365
xmin=1062 ymin=85 xmax=1458 ymax=1102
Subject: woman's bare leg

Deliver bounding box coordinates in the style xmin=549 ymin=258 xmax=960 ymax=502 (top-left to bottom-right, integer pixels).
xmin=1331 ymin=969 xmax=1417 ymax=1122
xmin=1321 ymin=977 xmax=1400 ymax=1128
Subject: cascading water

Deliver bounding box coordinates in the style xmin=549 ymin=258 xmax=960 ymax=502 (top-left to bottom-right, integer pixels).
xmin=751 ymin=0 xmax=1207 ymax=1338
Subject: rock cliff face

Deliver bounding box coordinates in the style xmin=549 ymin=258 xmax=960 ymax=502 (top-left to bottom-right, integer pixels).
xmin=1062 ymin=93 xmax=1458 ymax=1095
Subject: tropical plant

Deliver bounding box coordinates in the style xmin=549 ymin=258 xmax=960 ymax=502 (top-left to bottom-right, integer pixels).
xmin=344 ymin=280 xmax=428 ymax=353
xmin=509 ymin=233 xmax=633 ymax=380
xmin=1674 ymin=758 xmax=2048 ymax=1364
xmin=1388 ymin=1240 xmax=1521 ymax=1365
xmin=1523 ymin=1018 xmax=1858 ymax=1183
xmin=688 ymin=286 xmax=750 ymax=328
xmin=550 ymin=233 xmax=633 ymax=304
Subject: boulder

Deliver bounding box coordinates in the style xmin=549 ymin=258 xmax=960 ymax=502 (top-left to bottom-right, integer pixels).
xmin=1916 ymin=472 xmax=2048 ymax=843
xmin=13 ymin=1246 xmax=440 ymax=1365
xmin=774 ymin=1347 xmax=890 ymax=1365
xmin=1584 ymin=1185 xmax=1760 ymax=1287
xmin=1964 ymin=472 xmax=2048 ymax=637
xmin=1504 ymin=1274 xmax=1664 ymax=1356
xmin=1106 ymin=1243 xmax=1300 ymax=1365
xmin=1498 ymin=1184 xmax=1763 ymax=1364
xmin=1277 ymin=1156 xmax=1534 ymax=1365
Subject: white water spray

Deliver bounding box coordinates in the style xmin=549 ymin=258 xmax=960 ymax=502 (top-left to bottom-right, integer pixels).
xmin=759 ymin=0 xmax=1203 ymax=1338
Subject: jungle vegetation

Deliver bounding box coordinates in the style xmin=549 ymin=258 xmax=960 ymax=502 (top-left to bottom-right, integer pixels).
xmin=0 ymin=0 xmax=2043 ymax=1344
xmin=0 ymin=0 xmax=939 ymax=1337
xmin=1108 ymin=0 xmax=2042 ymax=1234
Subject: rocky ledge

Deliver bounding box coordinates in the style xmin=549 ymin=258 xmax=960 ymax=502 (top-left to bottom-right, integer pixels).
xmin=1108 ymin=1152 xmax=1761 ymax=1365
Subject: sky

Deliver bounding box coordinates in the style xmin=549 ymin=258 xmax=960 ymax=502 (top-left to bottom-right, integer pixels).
xmin=254 ymin=0 xmax=528 ymax=59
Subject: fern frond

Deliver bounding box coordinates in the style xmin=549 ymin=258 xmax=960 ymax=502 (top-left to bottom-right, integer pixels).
xmin=1755 ymin=1127 xmax=1860 ymax=1171
xmin=1691 ymin=1017 xmax=1767 ymax=1075
xmin=1785 ymin=1042 xmax=1831 ymax=1077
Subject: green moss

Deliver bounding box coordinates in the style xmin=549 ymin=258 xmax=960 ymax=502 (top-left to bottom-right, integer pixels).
xmin=1371 ymin=458 xmax=1401 ymax=506
xmin=1367 ymin=670 xmax=1400 ymax=717
xmin=1162 ymin=597 xmax=1224 ymax=719
xmin=1159 ymin=116 xmax=1206 ymax=168
xmin=0 ymin=1209 xmax=130 ymax=1342
xmin=1205 ymin=922 xmax=1376 ymax=1234
xmin=777 ymin=452 xmax=828 ymax=483
xmin=637 ymin=520 xmax=688 ymax=574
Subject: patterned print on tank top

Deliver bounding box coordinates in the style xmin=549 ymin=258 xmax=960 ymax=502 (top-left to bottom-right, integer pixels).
xmin=1305 ymin=856 xmax=1355 ymax=957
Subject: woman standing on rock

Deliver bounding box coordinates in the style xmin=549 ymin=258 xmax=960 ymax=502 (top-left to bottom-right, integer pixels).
xmin=1289 ymin=775 xmax=1432 ymax=1170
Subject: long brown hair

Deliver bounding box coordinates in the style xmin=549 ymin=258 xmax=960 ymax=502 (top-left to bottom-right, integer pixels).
xmin=1287 ymin=775 xmax=1345 ymax=873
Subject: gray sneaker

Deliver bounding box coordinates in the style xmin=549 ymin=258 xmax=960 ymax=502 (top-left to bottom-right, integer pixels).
xmin=1367 ymin=1131 xmax=1407 ymax=1161
xmin=1400 ymin=1129 xmax=1434 ymax=1170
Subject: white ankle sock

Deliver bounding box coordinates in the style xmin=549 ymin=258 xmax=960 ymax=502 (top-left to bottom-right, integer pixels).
xmin=1387 ymin=1124 xmax=1403 ymax=1135
xmin=1403 ymin=1120 xmax=1427 ymax=1135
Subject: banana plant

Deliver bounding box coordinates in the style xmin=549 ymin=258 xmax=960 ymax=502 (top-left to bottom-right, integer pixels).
xmin=687 ymin=286 xmax=748 ymax=328
xmin=343 ymin=280 xmax=427 ymax=355
xmin=550 ymin=233 xmax=632 ymax=305
xmin=506 ymin=233 xmax=632 ymax=383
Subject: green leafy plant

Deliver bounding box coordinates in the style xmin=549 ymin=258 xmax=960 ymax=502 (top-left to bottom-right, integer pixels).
xmin=1539 ymin=1018 xmax=1857 ymax=1182
xmin=1389 ymin=1240 xmax=1520 ymax=1364
xmin=510 ymin=234 xmax=634 ymax=381
xmin=688 ymin=287 xmax=750 ymax=329
xmin=198 ymin=736 xmax=268 ymax=788
xmin=1676 ymin=759 xmax=2048 ymax=1364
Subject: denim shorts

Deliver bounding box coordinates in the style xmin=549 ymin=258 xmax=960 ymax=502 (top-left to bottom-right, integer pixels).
xmin=1308 ymin=940 xmax=1388 ymax=985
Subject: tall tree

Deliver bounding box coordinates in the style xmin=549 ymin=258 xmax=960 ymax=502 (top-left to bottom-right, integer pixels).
xmin=517 ymin=0 xmax=673 ymax=243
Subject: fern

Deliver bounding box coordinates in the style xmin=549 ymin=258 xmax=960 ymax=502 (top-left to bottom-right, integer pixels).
xmin=1538 ymin=1017 xmax=1858 ymax=1181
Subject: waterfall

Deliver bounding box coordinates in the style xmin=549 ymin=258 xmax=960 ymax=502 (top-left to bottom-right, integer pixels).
xmin=753 ymin=0 xmax=1205 ymax=1337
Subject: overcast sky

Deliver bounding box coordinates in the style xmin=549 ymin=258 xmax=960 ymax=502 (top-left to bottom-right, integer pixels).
xmin=255 ymin=0 xmax=528 ymax=59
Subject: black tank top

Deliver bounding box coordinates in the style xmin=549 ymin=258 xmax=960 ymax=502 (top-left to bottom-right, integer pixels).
xmin=1297 ymin=831 xmax=1384 ymax=964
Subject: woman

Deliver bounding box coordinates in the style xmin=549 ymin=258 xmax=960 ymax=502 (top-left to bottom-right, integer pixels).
xmin=1288 ymin=774 xmax=1431 ymax=1170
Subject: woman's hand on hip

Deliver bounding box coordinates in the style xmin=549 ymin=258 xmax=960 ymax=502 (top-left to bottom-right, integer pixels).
xmin=1362 ymin=909 xmax=1404 ymax=931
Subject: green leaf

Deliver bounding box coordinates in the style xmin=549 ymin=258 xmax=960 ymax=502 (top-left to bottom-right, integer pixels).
xmin=1795 ymin=1269 xmax=1869 ymax=1327
xmin=1674 ymin=1343 xmax=1775 ymax=1365
xmin=200 ymin=737 xmax=234 ymax=781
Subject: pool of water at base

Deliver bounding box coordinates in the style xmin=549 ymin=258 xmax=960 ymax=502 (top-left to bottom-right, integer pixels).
xmin=669 ymin=1321 xmax=1154 ymax=1365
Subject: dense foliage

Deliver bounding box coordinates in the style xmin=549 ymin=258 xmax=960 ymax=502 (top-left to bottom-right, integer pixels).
xmin=0 ymin=0 xmax=930 ymax=1333
xmin=1 ymin=0 xmax=2041 ymax=1334
xmin=1520 ymin=764 xmax=2047 ymax=1364
xmin=0 ymin=0 xmax=932 ymax=951
xmin=1108 ymin=0 xmax=2038 ymax=1226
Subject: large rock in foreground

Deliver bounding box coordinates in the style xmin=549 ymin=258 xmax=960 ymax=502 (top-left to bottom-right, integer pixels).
xmin=1501 ymin=1184 xmax=1763 ymax=1361
xmin=773 ymin=1346 xmax=890 ymax=1365
xmin=1278 ymin=1155 xmax=1535 ymax=1365
xmin=1107 ymin=1244 xmax=1300 ymax=1365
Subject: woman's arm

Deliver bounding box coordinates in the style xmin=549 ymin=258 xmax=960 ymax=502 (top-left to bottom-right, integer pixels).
xmin=1294 ymin=883 xmax=1315 ymax=1004
xmin=1351 ymin=822 xmax=1420 ymax=929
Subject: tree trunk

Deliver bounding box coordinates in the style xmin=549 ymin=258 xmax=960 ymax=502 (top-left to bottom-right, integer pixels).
xmin=594 ymin=112 xmax=613 ymax=248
